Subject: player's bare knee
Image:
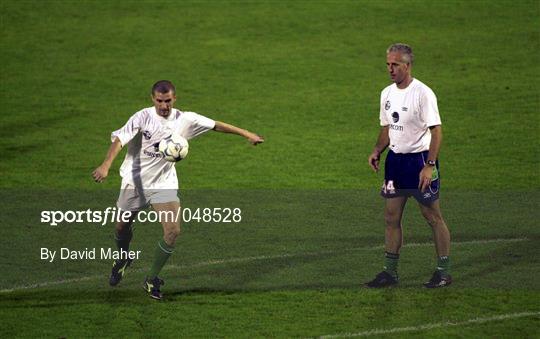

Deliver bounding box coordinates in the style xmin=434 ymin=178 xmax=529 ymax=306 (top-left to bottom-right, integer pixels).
xmin=384 ymin=213 xmax=402 ymax=228
xmin=424 ymin=213 xmax=443 ymax=228
xmin=115 ymin=211 xmax=137 ymax=233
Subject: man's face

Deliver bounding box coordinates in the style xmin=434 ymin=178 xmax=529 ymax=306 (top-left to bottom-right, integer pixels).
xmin=386 ymin=51 xmax=410 ymax=84
xmin=152 ymin=90 xmax=176 ymax=117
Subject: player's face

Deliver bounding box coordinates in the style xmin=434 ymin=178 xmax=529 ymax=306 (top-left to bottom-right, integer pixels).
xmin=152 ymin=91 xmax=176 ymax=117
xmin=386 ymin=52 xmax=410 ymax=85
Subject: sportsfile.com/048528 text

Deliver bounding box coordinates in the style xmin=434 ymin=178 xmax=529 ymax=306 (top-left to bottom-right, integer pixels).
xmin=40 ymin=207 xmax=242 ymax=226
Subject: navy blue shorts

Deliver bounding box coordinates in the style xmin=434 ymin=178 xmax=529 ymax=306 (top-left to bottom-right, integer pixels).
xmin=381 ymin=150 xmax=440 ymax=204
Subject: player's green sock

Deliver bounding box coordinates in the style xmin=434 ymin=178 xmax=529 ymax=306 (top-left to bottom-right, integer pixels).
xmin=383 ymin=252 xmax=399 ymax=278
xmin=115 ymin=228 xmax=132 ymax=252
xmin=148 ymin=239 xmax=174 ymax=278
xmin=437 ymin=256 xmax=450 ymax=277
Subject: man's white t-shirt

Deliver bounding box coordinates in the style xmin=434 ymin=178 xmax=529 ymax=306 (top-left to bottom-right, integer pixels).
xmin=379 ymin=79 xmax=441 ymax=154
xmin=111 ymin=107 xmax=215 ymax=189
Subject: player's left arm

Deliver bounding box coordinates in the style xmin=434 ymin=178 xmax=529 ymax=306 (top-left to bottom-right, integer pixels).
xmin=213 ymin=121 xmax=264 ymax=145
xmin=419 ymin=125 xmax=442 ymax=192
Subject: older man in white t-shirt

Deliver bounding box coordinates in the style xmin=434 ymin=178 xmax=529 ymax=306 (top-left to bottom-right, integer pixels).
xmin=366 ymin=44 xmax=452 ymax=289
xmin=92 ymin=80 xmax=264 ymax=300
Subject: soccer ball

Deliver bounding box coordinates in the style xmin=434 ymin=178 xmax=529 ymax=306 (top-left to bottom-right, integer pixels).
xmin=159 ymin=132 xmax=189 ymax=162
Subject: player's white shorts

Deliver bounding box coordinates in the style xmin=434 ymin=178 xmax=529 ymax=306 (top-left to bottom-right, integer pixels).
xmin=117 ymin=181 xmax=179 ymax=212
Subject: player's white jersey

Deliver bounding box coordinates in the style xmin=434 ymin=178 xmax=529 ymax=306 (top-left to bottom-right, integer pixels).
xmin=379 ymin=79 xmax=441 ymax=154
xmin=111 ymin=107 xmax=215 ymax=189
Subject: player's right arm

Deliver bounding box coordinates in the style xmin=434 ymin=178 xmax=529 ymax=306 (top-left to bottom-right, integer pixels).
xmin=92 ymin=137 xmax=123 ymax=183
xmin=369 ymin=89 xmax=391 ymax=172
xmin=368 ymin=126 xmax=389 ymax=172
xmin=92 ymin=110 xmax=143 ymax=183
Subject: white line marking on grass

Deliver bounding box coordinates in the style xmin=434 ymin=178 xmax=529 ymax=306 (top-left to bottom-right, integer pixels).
xmin=0 ymin=276 xmax=98 ymax=293
xmin=0 ymin=237 xmax=529 ymax=293
xmin=317 ymin=311 xmax=540 ymax=338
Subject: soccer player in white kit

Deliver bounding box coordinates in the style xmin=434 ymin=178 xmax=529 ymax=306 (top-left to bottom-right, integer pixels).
xmin=366 ymin=44 xmax=452 ymax=288
xmin=92 ymin=80 xmax=264 ymax=300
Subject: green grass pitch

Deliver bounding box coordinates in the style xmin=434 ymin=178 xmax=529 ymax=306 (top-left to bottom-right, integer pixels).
xmin=1 ymin=0 xmax=539 ymax=337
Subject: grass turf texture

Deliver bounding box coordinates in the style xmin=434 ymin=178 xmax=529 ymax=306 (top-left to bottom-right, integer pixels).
xmin=1 ymin=0 xmax=539 ymax=338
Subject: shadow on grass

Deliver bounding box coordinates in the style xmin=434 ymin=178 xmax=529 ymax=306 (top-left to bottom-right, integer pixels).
xmin=451 ymin=236 xmax=540 ymax=289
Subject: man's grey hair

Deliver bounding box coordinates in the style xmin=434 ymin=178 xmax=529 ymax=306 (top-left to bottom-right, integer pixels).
xmin=387 ymin=43 xmax=414 ymax=65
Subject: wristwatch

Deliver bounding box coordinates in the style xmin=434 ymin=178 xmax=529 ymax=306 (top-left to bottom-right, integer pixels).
xmin=426 ymin=160 xmax=436 ymax=166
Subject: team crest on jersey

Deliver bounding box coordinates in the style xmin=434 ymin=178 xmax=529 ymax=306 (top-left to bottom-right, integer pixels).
xmin=385 ymin=101 xmax=391 ymax=110
xmin=391 ymin=112 xmax=400 ymax=123
xmin=142 ymin=130 xmax=152 ymax=140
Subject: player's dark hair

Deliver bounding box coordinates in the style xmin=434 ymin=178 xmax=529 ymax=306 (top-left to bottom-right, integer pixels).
xmin=151 ymin=80 xmax=176 ymax=95
xmin=387 ymin=43 xmax=414 ymax=65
